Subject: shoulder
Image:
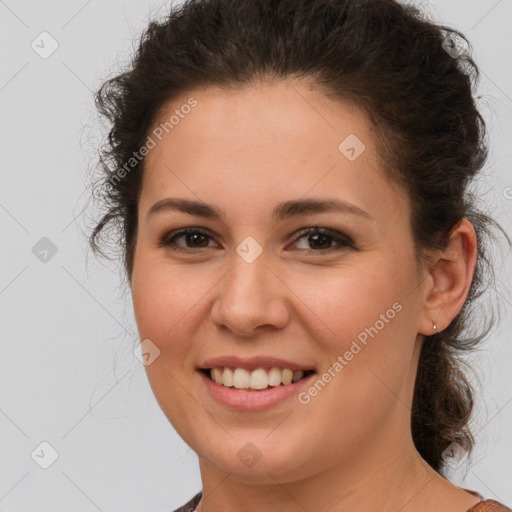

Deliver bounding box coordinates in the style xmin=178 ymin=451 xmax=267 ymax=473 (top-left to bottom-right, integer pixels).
xmin=170 ymin=491 xmax=202 ymax=512
xmin=467 ymin=499 xmax=512 ymax=511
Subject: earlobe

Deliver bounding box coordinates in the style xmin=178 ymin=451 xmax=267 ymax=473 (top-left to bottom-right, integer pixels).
xmin=418 ymin=218 xmax=478 ymax=335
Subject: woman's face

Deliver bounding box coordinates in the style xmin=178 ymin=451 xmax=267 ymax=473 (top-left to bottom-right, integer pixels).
xmin=131 ymin=80 xmax=429 ymax=483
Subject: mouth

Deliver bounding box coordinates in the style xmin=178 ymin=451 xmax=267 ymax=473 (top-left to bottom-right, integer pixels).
xmin=198 ymin=367 xmax=317 ymax=392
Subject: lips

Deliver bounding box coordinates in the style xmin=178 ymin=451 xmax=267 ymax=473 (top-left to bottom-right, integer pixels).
xmin=198 ymin=367 xmax=318 ymax=410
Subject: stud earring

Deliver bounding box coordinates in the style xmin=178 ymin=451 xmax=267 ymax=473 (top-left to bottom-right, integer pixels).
xmin=432 ymin=320 xmax=437 ymax=333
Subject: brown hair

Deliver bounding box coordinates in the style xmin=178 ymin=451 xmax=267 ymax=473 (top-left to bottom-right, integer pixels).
xmin=87 ymin=0 xmax=509 ymax=475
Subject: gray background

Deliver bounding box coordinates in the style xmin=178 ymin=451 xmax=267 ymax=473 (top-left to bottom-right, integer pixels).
xmin=1 ymin=0 xmax=511 ymax=510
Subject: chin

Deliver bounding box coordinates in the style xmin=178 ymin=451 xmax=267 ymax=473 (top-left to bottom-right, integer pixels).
xmin=195 ymin=435 xmax=317 ymax=483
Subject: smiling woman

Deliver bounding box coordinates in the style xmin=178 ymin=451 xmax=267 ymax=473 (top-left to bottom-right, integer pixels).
xmin=87 ymin=0 xmax=510 ymax=511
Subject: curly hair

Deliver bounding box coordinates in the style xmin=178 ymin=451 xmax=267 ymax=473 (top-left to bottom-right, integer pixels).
xmin=87 ymin=0 xmax=509 ymax=475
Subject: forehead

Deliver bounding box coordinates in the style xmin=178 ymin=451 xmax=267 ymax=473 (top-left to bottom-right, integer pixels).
xmin=146 ymin=80 xmax=374 ymax=162
xmin=139 ymin=81 xmax=409 ymax=225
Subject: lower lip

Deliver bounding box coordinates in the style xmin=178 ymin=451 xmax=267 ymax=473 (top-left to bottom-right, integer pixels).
xmin=198 ymin=370 xmax=317 ymax=411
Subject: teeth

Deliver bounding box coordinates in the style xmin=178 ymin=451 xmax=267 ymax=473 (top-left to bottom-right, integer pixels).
xmin=249 ymin=368 xmax=268 ymax=390
xmin=269 ymin=367 xmax=282 ymax=386
xmin=208 ymin=367 xmax=308 ymax=390
xmin=212 ymin=368 xmax=223 ymax=385
xmin=233 ymin=368 xmax=250 ymax=389
xmin=222 ymin=368 xmax=233 ymax=387
xmin=282 ymin=369 xmax=293 ymax=385
xmin=292 ymin=370 xmax=304 ymax=382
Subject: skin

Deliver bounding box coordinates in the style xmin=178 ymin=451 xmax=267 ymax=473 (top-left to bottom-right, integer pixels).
xmin=130 ymin=80 xmax=480 ymax=512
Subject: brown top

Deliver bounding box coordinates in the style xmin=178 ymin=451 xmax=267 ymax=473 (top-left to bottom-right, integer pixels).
xmin=171 ymin=491 xmax=511 ymax=511
xmin=468 ymin=502 xmax=512 ymax=512
xmin=172 ymin=491 xmax=201 ymax=512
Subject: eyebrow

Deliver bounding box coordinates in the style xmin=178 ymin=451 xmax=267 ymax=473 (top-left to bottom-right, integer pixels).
xmin=146 ymin=197 xmax=372 ymax=222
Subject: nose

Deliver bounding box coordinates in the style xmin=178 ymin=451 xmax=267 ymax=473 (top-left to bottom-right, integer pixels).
xmin=210 ymin=251 xmax=291 ymax=337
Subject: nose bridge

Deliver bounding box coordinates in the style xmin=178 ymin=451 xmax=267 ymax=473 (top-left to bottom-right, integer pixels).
xmin=210 ymin=242 xmax=289 ymax=335
xmin=228 ymin=234 xmax=271 ymax=298
xmin=229 ymin=244 xmax=275 ymax=308
xmin=230 ymin=246 xmax=270 ymax=299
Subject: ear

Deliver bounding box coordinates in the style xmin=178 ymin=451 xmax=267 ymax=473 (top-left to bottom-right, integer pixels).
xmin=417 ymin=218 xmax=478 ymax=336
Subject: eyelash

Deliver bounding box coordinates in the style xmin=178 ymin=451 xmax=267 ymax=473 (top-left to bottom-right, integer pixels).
xmin=158 ymin=226 xmax=355 ymax=254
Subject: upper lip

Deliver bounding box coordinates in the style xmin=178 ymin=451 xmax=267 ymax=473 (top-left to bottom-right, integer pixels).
xmin=198 ymin=355 xmax=316 ymax=372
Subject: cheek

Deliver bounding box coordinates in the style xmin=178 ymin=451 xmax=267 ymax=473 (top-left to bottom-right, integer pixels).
xmin=289 ymin=258 xmax=417 ymax=402
xmin=290 ymin=270 xmax=416 ymax=450
xmin=131 ymin=257 xmax=204 ymax=411
xmin=284 ymin=258 xmax=408 ymax=348
xmin=132 ymin=256 xmax=201 ymax=339
xmin=131 ymin=259 xmax=207 ymax=438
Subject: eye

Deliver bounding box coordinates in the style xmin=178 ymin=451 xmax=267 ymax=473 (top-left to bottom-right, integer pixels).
xmin=289 ymin=226 xmax=355 ymax=253
xmin=158 ymin=227 xmax=217 ymax=251
xmin=158 ymin=226 xmax=355 ymax=253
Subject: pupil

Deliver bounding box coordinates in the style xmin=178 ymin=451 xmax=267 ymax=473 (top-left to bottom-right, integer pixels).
xmin=310 ymin=233 xmax=330 ymax=249
xmin=188 ymin=233 xmax=207 ymax=247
